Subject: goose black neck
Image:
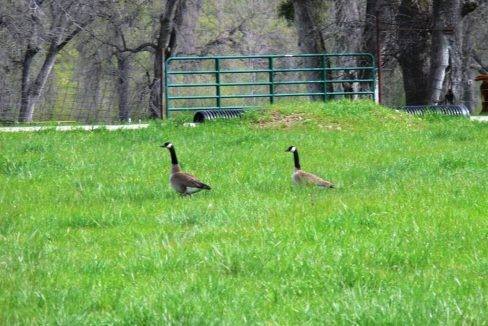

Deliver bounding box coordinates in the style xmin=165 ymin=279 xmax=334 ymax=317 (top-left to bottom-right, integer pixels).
xmin=168 ymin=147 xmax=178 ymax=165
xmin=293 ymin=150 xmax=301 ymax=169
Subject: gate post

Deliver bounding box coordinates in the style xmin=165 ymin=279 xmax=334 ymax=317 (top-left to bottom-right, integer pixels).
xmin=375 ymin=14 xmax=383 ymax=104
xmin=215 ymin=58 xmax=221 ymax=109
xmin=321 ymin=54 xmax=328 ymax=102
xmin=268 ymin=57 xmax=275 ymax=104
xmin=160 ymin=49 xmax=166 ymax=119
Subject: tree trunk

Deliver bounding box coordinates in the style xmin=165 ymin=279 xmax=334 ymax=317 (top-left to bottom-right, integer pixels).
xmin=361 ymin=0 xmax=381 ymax=60
xmin=292 ymin=0 xmax=333 ymax=101
xmin=396 ymin=0 xmax=432 ymax=105
xmin=174 ymin=0 xmax=203 ymax=55
xmin=428 ymin=32 xmax=450 ymax=104
xmin=428 ymin=0 xmax=462 ymax=104
xmin=462 ymin=14 xmax=475 ymax=112
xmin=333 ymin=0 xmax=361 ymax=60
xmin=359 ymin=0 xmax=382 ymax=93
xmin=116 ymin=53 xmax=131 ymax=122
xmin=333 ymin=0 xmax=362 ymax=98
xmin=149 ymin=0 xmax=181 ymax=118
xmin=450 ymin=14 xmax=464 ymax=105
xmin=17 ymin=7 xmax=87 ymax=123
xmin=19 ymin=42 xmax=58 ymax=122
xmin=394 ymin=0 xmax=480 ymax=106
xmin=19 ymin=45 xmax=38 ymax=122
xmin=174 ymin=0 xmax=203 ymax=95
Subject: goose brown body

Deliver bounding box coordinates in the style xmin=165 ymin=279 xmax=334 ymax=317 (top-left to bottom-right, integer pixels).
xmin=162 ymin=142 xmax=211 ymax=195
xmin=286 ymin=146 xmax=334 ymax=188
xmin=292 ymin=169 xmax=334 ymax=188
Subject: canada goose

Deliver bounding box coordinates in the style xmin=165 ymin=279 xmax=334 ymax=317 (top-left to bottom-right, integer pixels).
xmin=285 ymin=146 xmax=334 ymax=188
xmin=161 ymin=142 xmax=211 ymax=195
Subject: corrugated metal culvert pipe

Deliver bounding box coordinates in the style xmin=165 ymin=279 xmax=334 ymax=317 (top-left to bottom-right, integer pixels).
xmin=193 ymin=109 xmax=244 ymax=123
xmin=396 ymin=104 xmax=470 ymax=117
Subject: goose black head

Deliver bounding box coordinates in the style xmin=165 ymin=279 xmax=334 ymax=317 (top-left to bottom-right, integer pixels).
xmin=161 ymin=142 xmax=173 ymax=149
xmin=285 ymin=146 xmax=297 ymax=153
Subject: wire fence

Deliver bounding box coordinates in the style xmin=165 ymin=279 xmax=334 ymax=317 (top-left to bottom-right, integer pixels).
xmin=0 ymin=81 xmax=151 ymax=125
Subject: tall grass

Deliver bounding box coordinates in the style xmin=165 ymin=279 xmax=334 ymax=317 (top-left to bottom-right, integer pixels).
xmin=0 ymin=100 xmax=487 ymax=324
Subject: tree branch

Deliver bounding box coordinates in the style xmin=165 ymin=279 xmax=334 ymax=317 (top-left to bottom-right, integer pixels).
xmin=56 ymin=24 xmax=85 ymax=51
xmin=123 ymin=42 xmax=157 ymax=53
xmin=197 ymin=17 xmax=249 ymax=55
xmin=472 ymin=50 xmax=488 ymax=73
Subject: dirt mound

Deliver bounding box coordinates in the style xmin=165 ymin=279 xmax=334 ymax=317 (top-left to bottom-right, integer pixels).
xmin=257 ymin=111 xmax=307 ymax=128
xmin=257 ymin=111 xmax=342 ymax=130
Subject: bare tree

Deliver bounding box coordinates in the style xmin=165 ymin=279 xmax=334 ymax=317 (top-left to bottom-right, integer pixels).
xmin=388 ymin=0 xmax=481 ymax=105
xmin=332 ymin=0 xmax=363 ymax=97
xmin=87 ymin=2 xmax=142 ymax=122
xmin=86 ymin=0 xmax=198 ymax=119
xmin=428 ymin=0 xmax=480 ymax=105
xmin=291 ymin=0 xmax=333 ymax=100
xmin=2 ymin=0 xmax=95 ymax=122
xmin=395 ymin=0 xmax=432 ymax=105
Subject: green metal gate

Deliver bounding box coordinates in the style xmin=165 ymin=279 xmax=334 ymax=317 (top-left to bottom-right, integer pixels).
xmin=164 ymin=53 xmax=376 ymax=117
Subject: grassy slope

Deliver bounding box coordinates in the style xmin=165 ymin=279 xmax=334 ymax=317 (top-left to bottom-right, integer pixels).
xmin=0 ymin=101 xmax=487 ymax=324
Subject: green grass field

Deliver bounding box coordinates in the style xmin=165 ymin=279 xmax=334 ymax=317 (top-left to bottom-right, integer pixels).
xmin=1 ymin=101 xmax=487 ymax=324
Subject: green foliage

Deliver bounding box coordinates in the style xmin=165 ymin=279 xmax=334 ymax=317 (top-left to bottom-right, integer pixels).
xmin=1 ymin=101 xmax=487 ymax=324
xmin=278 ymin=0 xmax=294 ymax=24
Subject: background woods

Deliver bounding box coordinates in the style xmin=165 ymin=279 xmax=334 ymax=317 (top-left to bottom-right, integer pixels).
xmin=0 ymin=0 xmax=487 ymax=123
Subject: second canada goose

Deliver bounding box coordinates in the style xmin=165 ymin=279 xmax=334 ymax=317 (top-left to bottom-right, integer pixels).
xmin=285 ymin=146 xmax=334 ymax=188
xmin=161 ymin=142 xmax=211 ymax=195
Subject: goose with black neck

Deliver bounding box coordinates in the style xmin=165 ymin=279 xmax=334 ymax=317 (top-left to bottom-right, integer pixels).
xmin=285 ymin=146 xmax=334 ymax=188
xmin=161 ymin=142 xmax=211 ymax=195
